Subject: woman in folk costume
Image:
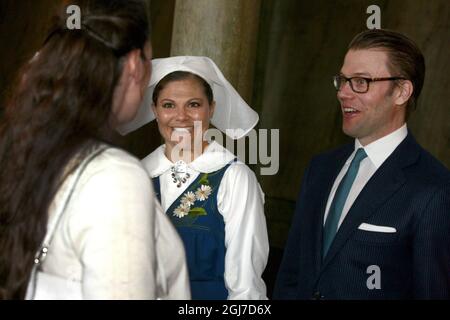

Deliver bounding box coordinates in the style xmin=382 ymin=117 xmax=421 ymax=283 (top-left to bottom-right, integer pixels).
xmin=0 ymin=0 xmax=189 ymax=300
xmin=119 ymin=56 xmax=269 ymax=300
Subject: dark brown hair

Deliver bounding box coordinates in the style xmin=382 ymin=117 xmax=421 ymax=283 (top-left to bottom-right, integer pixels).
xmin=152 ymin=71 xmax=214 ymax=105
xmin=348 ymin=29 xmax=425 ymax=117
xmin=0 ymin=0 xmax=150 ymax=299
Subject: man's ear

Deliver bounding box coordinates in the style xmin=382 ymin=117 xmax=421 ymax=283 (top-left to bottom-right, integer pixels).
xmin=395 ymin=80 xmax=414 ymax=106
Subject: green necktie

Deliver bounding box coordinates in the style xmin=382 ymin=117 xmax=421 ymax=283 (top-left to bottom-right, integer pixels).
xmin=322 ymin=148 xmax=367 ymax=258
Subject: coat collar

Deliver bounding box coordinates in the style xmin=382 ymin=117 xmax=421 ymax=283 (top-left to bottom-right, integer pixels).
xmin=355 ymin=123 xmax=408 ymax=169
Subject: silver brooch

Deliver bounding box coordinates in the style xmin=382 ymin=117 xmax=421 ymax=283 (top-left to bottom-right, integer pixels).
xmin=171 ymin=160 xmax=191 ymax=188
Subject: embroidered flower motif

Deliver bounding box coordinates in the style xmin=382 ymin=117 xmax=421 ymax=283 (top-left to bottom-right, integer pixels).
xmin=195 ymin=185 xmax=212 ymax=201
xmin=173 ymin=203 xmax=190 ymax=218
xmin=172 ymin=181 xmax=211 ymax=218
xmin=181 ymin=191 xmax=196 ymax=207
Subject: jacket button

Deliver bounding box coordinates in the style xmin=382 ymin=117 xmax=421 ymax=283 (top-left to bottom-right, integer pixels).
xmin=312 ymin=291 xmax=323 ymax=300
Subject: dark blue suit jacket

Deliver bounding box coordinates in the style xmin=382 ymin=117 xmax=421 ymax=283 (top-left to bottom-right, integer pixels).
xmin=274 ymin=134 xmax=450 ymax=299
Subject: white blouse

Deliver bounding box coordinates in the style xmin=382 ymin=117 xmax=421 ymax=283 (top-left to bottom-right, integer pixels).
xmin=142 ymin=141 xmax=269 ymax=300
xmin=32 ymin=147 xmax=190 ymax=299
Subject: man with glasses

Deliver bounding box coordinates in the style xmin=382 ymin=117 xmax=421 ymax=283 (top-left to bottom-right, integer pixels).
xmin=274 ymin=29 xmax=450 ymax=299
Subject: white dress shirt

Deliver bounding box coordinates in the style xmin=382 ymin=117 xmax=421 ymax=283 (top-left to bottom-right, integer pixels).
xmin=323 ymin=124 xmax=408 ymax=228
xmin=141 ymin=141 xmax=269 ymax=300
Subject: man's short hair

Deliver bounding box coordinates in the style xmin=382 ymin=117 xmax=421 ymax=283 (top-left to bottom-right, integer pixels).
xmin=348 ymin=29 xmax=425 ymax=117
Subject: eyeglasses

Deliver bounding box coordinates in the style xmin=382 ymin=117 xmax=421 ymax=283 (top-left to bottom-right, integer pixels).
xmin=333 ymin=75 xmax=406 ymax=93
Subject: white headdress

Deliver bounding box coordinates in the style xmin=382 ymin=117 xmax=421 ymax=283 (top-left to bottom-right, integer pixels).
xmin=117 ymin=56 xmax=259 ymax=139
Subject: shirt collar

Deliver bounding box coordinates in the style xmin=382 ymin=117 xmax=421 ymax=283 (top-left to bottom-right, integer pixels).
xmin=141 ymin=141 xmax=236 ymax=177
xmin=354 ymin=123 xmax=408 ymax=168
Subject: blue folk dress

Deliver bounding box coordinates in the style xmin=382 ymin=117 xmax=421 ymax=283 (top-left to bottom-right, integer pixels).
xmin=153 ymin=161 xmax=234 ymax=300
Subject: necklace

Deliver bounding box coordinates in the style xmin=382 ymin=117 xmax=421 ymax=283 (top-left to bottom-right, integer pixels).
xmin=171 ymin=160 xmax=191 ymax=188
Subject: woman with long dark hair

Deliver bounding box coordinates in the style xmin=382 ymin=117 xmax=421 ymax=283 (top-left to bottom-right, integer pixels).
xmin=0 ymin=0 xmax=188 ymax=299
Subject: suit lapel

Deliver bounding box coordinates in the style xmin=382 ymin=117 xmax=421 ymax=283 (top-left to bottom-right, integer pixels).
xmin=320 ymin=134 xmax=420 ymax=270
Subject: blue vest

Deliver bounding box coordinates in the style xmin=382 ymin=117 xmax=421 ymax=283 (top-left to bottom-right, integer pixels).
xmin=153 ymin=162 xmax=233 ymax=300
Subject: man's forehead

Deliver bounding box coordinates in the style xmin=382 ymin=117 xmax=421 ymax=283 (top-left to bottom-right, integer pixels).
xmin=341 ymin=48 xmax=390 ymax=76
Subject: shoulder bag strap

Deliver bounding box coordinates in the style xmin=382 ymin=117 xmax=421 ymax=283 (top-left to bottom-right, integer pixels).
xmin=27 ymin=146 xmax=108 ymax=298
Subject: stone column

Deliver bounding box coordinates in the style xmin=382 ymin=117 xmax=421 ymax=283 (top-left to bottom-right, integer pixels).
xmin=170 ymin=0 xmax=261 ymax=103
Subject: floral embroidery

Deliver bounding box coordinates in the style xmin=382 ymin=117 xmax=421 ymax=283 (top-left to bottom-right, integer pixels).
xmin=173 ymin=174 xmax=212 ymax=218
xmin=181 ymin=191 xmax=196 ymax=207
xmin=173 ymin=203 xmax=190 ymax=218
xmin=195 ymin=185 xmax=212 ymax=201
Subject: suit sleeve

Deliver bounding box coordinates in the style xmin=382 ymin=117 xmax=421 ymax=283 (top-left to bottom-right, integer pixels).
xmin=413 ymin=181 xmax=450 ymax=299
xmin=273 ymin=162 xmax=312 ymax=299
